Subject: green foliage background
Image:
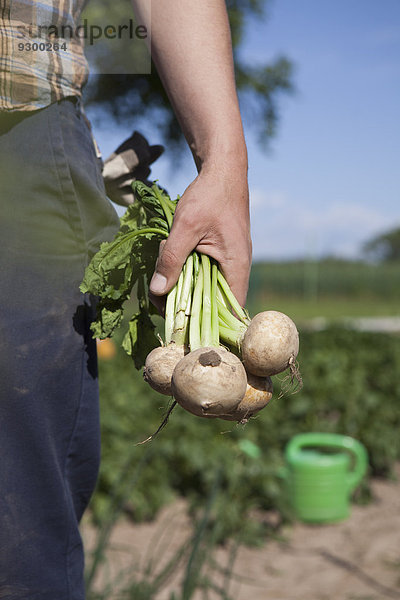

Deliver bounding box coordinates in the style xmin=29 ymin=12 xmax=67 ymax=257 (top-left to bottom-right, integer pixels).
xmin=363 ymin=226 xmax=400 ymax=262
xmin=90 ymin=262 xmax=400 ymax=544
xmin=249 ymin=259 xmax=400 ymax=301
xmin=82 ymin=0 xmax=293 ymax=152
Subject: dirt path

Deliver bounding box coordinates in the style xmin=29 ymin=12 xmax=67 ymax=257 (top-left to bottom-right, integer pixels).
xmin=82 ymin=465 xmax=400 ymax=599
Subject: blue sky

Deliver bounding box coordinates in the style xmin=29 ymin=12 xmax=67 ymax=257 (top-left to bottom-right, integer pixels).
xmin=88 ymin=0 xmax=400 ymax=261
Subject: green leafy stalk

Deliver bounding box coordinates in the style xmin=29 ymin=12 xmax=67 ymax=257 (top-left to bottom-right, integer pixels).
xmin=98 ymin=227 xmax=168 ymax=266
xmin=182 ymin=288 xmax=192 ymax=347
xmin=218 ymin=323 xmax=244 ymax=349
xmin=217 ymin=271 xmax=250 ymax=326
xmin=193 ymin=251 xmax=200 ymax=277
xmin=172 ymin=254 xmax=194 ymax=346
xmin=153 ymin=185 xmax=174 ymax=230
xmin=200 ymin=254 xmax=213 ymax=347
xmin=216 ymin=284 xmax=230 ymax=311
xmin=164 ymin=284 xmax=177 ymax=344
xmin=174 ymin=269 xmax=184 ymax=317
xmin=210 ymin=261 xmax=219 ymax=347
xmin=189 ymin=259 xmax=203 ymax=351
xmin=218 ymin=302 xmax=247 ymax=335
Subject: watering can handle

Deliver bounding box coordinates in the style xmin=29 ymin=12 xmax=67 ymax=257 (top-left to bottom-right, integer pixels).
xmin=285 ymin=433 xmax=368 ymax=492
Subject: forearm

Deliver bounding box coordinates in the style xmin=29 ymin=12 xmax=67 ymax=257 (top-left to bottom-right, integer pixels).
xmin=132 ymin=0 xmax=247 ymax=172
xmin=133 ymin=0 xmax=251 ymax=306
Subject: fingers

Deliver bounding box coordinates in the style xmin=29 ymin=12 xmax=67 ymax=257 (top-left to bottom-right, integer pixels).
xmin=148 ymin=172 xmax=252 ymax=309
xmin=220 ymin=260 xmax=251 ymax=308
xmin=149 ymin=218 xmax=251 ymax=307
xmin=217 ymin=239 xmax=252 ymax=307
xmin=195 ymin=216 xmax=252 ymax=307
xmin=149 ymin=219 xmax=198 ymax=296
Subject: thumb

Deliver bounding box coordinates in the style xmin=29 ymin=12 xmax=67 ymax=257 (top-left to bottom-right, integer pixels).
xmin=149 ymin=227 xmax=197 ymax=296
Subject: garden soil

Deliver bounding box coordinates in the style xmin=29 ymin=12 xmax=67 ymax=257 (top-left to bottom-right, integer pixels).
xmin=82 ymin=464 xmax=400 ymax=600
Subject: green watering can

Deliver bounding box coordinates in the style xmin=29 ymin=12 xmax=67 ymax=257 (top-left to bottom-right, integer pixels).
xmin=282 ymin=432 xmax=368 ymax=523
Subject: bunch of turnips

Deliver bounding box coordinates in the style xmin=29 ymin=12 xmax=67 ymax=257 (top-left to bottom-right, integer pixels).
xmin=81 ymin=182 xmax=301 ymax=426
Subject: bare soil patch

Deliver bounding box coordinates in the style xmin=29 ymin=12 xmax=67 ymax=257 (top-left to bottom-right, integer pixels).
xmin=82 ymin=464 xmax=400 ymax=599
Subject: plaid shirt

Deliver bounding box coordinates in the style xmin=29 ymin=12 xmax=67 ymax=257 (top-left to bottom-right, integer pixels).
xmin=0 ymin=0 xmax=89 ymax=111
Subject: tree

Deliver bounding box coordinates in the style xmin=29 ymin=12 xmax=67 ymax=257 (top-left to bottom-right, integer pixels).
xmin=82 ymin=0 xmax=293 ymax=152
xmin=363 ymin=227 xmax=400 ymax=262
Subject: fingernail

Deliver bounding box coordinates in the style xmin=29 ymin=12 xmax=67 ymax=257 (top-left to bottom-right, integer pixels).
xmin=150 ymin=272 xmax=167 ymax=294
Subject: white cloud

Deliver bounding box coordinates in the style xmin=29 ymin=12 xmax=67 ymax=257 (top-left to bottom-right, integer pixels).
xmin=249 ymin=187 xmax=397 ymax=260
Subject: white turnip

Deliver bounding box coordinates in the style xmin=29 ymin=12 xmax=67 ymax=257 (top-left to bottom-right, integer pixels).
xmin=143 ymin=343 xmax=186 ymax=396
xmin=241 ymin=310 xmax=299 ymax=377
xmin=171 ymin=346 xmax=247 ymax=418
xmin=219 ymin=373 xmax=273 ymax=423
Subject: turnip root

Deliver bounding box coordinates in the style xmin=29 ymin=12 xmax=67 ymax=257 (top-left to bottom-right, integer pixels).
xmin=219 ymin=373 xmax=273 ymax=423
xmin=241 ymin=310 xmax=299 ymax=377
xmin=143 ymin=343 xmax=186 ymax=396
xmin=171 ymin=346 xmax=247 ymax=418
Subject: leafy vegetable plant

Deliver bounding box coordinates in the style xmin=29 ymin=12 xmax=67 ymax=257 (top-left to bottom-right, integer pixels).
xmin=81 ymin=182 xmax=301 ymax=425
xmin=80 ymin=182 xmax=173 ymax=368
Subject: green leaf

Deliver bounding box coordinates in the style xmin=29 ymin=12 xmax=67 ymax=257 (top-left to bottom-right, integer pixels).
xmin=80 ymin=182 xmax=175 ymax=367
xmin=133 ymin=181 xmax=167 ymax=220
xmin=148 ymin=216 xmax=169 ymax=232
xmin=123 ymin=309 xmax=160 ymax=369
xmin=90 ymin=302 xmax=124 ymax=339
xmin=80 ymin=234 xmax=135 ymax=298
xmin=120 ymin=202 xmax=141 ymax=229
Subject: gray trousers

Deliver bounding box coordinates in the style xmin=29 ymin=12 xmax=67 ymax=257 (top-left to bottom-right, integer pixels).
xmin=0 ymin=98 xmax=119 ymax=599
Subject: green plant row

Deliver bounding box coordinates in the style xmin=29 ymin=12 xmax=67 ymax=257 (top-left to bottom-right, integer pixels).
xmin=249 ymin=259 xmax=400 ymax=301
xmin=91 ymin=326 xmax=400 ymax=545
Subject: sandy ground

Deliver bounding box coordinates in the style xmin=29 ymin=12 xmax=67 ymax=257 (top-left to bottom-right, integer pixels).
xmin=82 ymin=465 xmax=400 ymax=600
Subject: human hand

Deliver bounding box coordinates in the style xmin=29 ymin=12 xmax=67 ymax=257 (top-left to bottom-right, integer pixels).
xmin=149 ymin=163 xmax=252 ymax=311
